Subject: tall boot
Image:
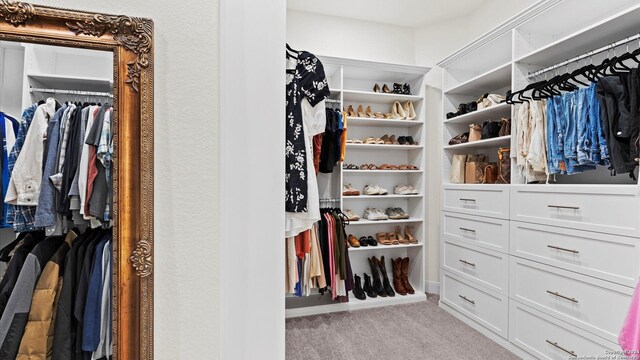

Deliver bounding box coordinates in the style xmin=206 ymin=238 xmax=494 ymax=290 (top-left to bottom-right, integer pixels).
xmin=352 ymin=274 xmax=366 ymax=300
xmin=376 ymin=256 xmax=395 ymax=297
xmin=368 ymin=257 xmax=386 ymax=297
xmin=363 ymin=273 xmax=377 ymax=298
xmin=401 ymin=257 xmax=415 ymax=294
xmin=392 ymin=258 xmax=408 ymax=295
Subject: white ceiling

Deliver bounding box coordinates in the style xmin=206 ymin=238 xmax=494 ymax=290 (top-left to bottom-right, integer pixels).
xmin=286 ymin=0 xmax=486 ymax=28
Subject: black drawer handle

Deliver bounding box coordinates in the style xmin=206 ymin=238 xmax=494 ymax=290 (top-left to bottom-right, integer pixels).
xmin=460 ymin=198 xmax=476 ymax=202
xmin=548 ymin=205 xmax=580 ymax=210
xmin=547 ymin=245 xmax=579 ymax=254
xmin=459 ymin=227 xmax=476 ymax=233
xmin=545 ymin=340 xmax=576 ymax=357
xmin=459 ymin=259 xmax=476 ymax=267
xmin=547 ymin=290 xmax=579 ymax=303
xmin=458 ymin=294 xmax=475 ymax=304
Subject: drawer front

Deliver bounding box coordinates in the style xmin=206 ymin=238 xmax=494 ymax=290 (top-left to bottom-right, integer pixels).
xmin=510 ymin=301 xmax=617 ymax=360
xmin=511 ymin=186 xmax=640 ymax=237
xmin=443 ymin=240 xmax=508 ymax=294
xmin=443 ymin=186 xmax=509 ymax=219
xmin=441 ymin=271 xmax=508 ymax=338
xmin=511 ymin=221 xmax=640 ymax=287
xmin=442 ymin=213 xmax=509 ymax=253
xmin=510 ymin=257 xmax=633 ymax=343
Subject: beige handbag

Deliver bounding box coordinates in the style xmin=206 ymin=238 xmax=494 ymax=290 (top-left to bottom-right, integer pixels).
xmin=469 ymin=124 xmax=482 ymax=142
xmin=450 ymin=154 xmax=466 ymax=183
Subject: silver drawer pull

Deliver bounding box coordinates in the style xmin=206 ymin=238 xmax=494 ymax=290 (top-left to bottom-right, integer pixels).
xmin=545 ymin=340 xmax=576 ymax=357
xmin=547 ymin=245 xmax=579 ymax=254
xmin=548 ymin=205 xmax=580 ymax=210
xmin=458 ymin=294 xmax=475 ymax=304
xmin=459 ymin=227 xmax=476 ymax=233
xmin=460 ymin=198 xmax=476 ymax=202
xmin=459 ymin=259 xmax=476 ymax=267
xmin=546 ymin=290 xmax=579 ymax=303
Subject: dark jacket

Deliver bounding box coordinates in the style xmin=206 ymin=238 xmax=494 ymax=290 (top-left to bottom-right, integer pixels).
xmin=0 ymin=233 xmax=43 ymax=317
xmin=0 ymin=235 xmax=64 ymax=359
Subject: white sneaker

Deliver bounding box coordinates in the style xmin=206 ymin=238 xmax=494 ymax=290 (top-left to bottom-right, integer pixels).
xmin=407 ymin=185 xmax=419 ymax=195
xmin=364 ymin=185 xmax=388 ymax=195
xmin=394 ymin=185 xmax=412 ymax=195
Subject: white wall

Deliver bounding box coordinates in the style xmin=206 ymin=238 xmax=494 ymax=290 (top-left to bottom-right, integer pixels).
xmin=33 ymin=0 xmax=221 ymax=359
xmin=287 ymin=9 xmax=415 ymax=64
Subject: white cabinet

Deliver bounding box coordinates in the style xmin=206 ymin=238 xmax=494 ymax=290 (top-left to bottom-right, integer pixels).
xmin=442 ymin=240 xmax=508 ymax=295
xmin=442 ymin=212 xmax=509 ymax=253
xmin=442 ymin=185 xmax=510 ymax=219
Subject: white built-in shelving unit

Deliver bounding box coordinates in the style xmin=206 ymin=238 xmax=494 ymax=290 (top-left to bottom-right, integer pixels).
xmin=437 ymin=0 xmax=640 ymax=358
xmin=285 ymin=56 xmax=430 ymax=318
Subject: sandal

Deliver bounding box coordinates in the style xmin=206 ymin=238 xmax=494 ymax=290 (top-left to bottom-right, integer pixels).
xmin=376 ymin=232 xmax=392 ymax=246
xmin=364 ymin=137 xmax=377 ymax=144
xmin=387 ymin=232 xmax=400 ymax=245
xmin=381 ymin=134 xmax=392 ymax=144
xmin=346 ymin=139 xmax=354 ymax=144
xmin=359 ymin=164 xmax=370 ymax=170
xmin=384 ymin=113 xmax=393 ymax=119
xmin=373 ymin=112 xmax=384 ymax=118
xmin=405 ymin=226 xmax=418 ymax=244
xmin=375 ymin=138 xmax=385 ymax=144
xmin=389 ymin=135 xmax=399 ymax=144
xmin=406 ymin=165 xmax=418 ymax=170
xmin=396 ymin=226 xmax=409 ymax=244
xmin=398 ymin=165 xmax=409 ymax=170
xmin=368 ymin=164 xmax=378 ymax=170
xmin=379 ymin=164 xmax=391 ymax=170
xmin=352 ymin=138 xmax=364 ymax=144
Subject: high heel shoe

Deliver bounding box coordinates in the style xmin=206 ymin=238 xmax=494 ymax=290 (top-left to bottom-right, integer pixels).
xmin=382 ymin=84 xmax=392 ymax=93
xmin=395 ymin=226 xmax=409 ymax=244
xmin=390 ymin=101 xmax=406 ymax=119
xmin=347 ymin=105 xmax=356 ymax=117
xmin=405 ymin=226 xmax=417 ymax=244
xmin=366 ymin=106 xmax=373 ymax=118
xmin=403 ymin=101 xmax=416 ymax=120
xmin=373 ymin=83 xmax=381 ymax=93
xmin=357 ymin=105 xmax=365 ymax=118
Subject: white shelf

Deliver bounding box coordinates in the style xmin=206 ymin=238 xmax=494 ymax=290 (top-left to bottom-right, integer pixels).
xmin=444 ymin=135 xmax=510 ymax=150
xmin=444 ymin=62 xmax=511 ymax=95
xmin=27 ymin=73 xmax=113 ymax=92
xmin=346 ymin=143 xmax=423 ymax=150
xmin=348 ymin=243 xmax=423 ymax=252
xmin=348 ymin=117 xmax=423 ymax=128
xmin=348 ymin=218 xmax=423 ymax=226
xmin=343 ymin=169 xmax=423 ymax=174
xmin=444 ymin=103 xmax=511 ymax=124
xmin=285 ymin=292 xmax=427 ymax=318
xmin=342 ymin=90 xmax=422 ymax=103
xmin=343 ymin=194 xmax=422 ymax=199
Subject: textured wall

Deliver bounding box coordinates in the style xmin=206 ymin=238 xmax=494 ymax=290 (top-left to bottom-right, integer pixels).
xmin=33 ymin=0 xmax=220 ymax=358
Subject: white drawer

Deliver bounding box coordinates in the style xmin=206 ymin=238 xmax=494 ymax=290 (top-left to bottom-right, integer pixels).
xmin=511 ymin=221 xmax=640 ymax=287
xmin=441 ymin=271 xmax=508 ymax=339
xmin=510 ymin=257 xmax=633 ymax=344
xmin=442 ymin=185 xmax=509 ymax=219
xmin=443 ymin=240 xmax=508 ymax=295
xmin=442 ymin=212 xmax=509 ymax=253
xmin=510 ymin=301 xmax=617 ymax=360
xmin=510 ymin=185 xmax=640 ymax=237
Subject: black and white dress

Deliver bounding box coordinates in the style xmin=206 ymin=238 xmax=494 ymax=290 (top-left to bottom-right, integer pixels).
xmin=285 ymin=51 xmax=329 ymax=212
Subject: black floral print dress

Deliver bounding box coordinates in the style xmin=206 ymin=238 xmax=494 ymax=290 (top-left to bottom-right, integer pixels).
xmin=285 ymin=51 xmax=330 ymax=212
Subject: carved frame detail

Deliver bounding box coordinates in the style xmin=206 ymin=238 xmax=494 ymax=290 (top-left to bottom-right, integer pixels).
xmin=0 ymin=2 xmax=154 ymax=360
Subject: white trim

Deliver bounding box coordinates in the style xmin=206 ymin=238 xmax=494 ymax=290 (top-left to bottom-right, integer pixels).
xmin=319 ymin=55 xmax=430 ymax=75
xmin=437 ymin=0 xmax=562 ymax=68
xmin=426 ymin=281 xmax=440 ymax=295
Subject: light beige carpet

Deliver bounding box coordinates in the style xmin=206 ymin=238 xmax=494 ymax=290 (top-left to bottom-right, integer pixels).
xmin=286 ymin=294 xmax=519 ymax=360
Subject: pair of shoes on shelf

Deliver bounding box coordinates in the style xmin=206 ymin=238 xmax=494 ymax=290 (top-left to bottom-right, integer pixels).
xmin=346 ymin=104 xmax=375 ymax=118
xmin=344 ymin=209 xmax=360 ymax=221
xmin=357 ymin=236 xmax=377 ymax=247
xmin=352 ymin=256 xmax=396 ymax=299
xmin=386 ymin=207 xmax=410 ymax=220
xmin=394 ymin=185 xmax=419 ymax=195
xmin=392 ymin=257 xmax=415 ymax=295
xmin=396 ymin=225 xmax=417 ymax=244
xmin=390 ymin=101 xmax=416 ymax=120
xmin=364 ymin=208 xmax=388 ymax=221
xmin=373 ymin=83 xmax=411 ymax=95
xmin=376 ymin=232 xmax=399 ymax=245
xmin=364 ymin=184 xmax=388 ymax=195
xmin=397 ymin=135 xmax=418 ymax=145
xmin=343 ymin=163 xmax=359 ymax=170
xmin=342 ymin=184 xmax=360 ymax=196
xmin=359 ymin=163 xmax=379 ymax=170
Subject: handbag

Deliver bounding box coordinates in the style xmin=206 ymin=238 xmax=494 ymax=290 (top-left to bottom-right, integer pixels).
xmin=468 ymin=124 xmax=482 ymax=142
xmin=496 ymin=148 xmax=511 ymax=184
xmin=448 ymin=132 xmax=469 ymax=145
xmin=481 ymin=120 xmax=501 ymax=139
xmin=499 ymin=118 xmax=511 ymax=137
xmin=482 ymin=163 xmax=498 ymax=184
xmin=464 ymin=154 xmax=487 ymax=184
xmin=450 ymin=154 xmax=466 ymax=183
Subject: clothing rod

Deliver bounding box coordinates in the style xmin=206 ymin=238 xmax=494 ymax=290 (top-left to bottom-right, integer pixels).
xmin=325 ymin=99 xmax=341 ymax=103
xmin=528 ymin=33 xmax=640 ymax=78
xmin=29 ymin=87 xmax=114 ymax=98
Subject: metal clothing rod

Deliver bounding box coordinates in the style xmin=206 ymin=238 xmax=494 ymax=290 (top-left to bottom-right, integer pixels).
xmin=30 ymin=87 xmax=113 ymax=98
xmin=528 ymin=33 xmax=640 ymax=78
xmin=325 ymin=99 xmax=341 ymax=104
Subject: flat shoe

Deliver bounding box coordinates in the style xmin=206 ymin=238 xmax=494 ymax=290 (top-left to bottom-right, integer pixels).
xmin=367 ymin=236 xmax=378 ymax=246
xmin=359 ymin=236 xmax=369 ymax=247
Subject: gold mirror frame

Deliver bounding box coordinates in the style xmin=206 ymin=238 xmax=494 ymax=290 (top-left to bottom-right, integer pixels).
xmin=0 ymin=2 xmax=153 ymax=359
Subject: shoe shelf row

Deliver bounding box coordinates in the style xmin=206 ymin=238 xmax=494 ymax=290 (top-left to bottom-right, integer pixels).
xmin=285 ymin=56 xmax=430 ymax=318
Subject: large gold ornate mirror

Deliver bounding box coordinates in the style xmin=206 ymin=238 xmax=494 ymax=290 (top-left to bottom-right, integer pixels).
xmin=0 ymin=2 xmax=153 ymax=359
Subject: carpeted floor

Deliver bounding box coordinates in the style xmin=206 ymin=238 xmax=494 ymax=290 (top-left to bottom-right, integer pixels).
xmin=286 ymin=294 xmax=519 ymax=360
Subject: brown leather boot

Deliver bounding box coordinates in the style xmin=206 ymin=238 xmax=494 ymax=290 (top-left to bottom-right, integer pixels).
xmin=401 ymin=257 xmax=415 ymax=294
xmin=392 ymin=258 xmax=408 ymax=295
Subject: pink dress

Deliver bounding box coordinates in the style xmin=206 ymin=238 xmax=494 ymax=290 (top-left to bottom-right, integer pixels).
xmin=620 ymin=280 xmax=640 ymax=358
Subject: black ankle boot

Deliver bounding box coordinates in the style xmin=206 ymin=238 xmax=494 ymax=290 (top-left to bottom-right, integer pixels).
xmin=352 ymin=275 xmax=366 ymax=300
xmin=363 ymin=273 xmax=377 ymax=298
xmin=369 ymin=257 xmax=387 ymax=297
xmin=377 ymin=256 xmax=396 ymax=297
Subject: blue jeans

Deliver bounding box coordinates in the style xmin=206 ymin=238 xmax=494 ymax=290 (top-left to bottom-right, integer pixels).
xmin=547 ymin=96 xmax=564 ymax=174
xmin=588 ymin=83 xmax=609 ymax=165
xmin=576 ymin=87 xmax=595 ymax=166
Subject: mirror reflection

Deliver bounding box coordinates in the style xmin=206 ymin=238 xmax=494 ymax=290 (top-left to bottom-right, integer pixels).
xmin=0 ymin=41 xmax=114 ymax=359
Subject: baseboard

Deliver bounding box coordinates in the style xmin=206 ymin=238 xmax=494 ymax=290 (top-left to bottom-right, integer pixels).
xmin=438 ymin=301 xmax=536 ymax=360
xmin=425 ymin=281 xmax=440 ymax=295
